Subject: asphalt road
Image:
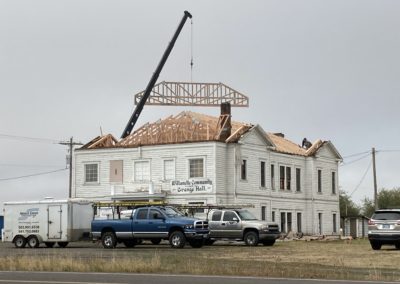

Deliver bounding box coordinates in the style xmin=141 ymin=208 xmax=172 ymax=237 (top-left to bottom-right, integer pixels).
xmin=0 ymin=272 xmax=397 ymax=284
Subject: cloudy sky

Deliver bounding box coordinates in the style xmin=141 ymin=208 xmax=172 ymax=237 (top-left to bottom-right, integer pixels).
xmin=1 ymin=0 xmax=399 ymax=211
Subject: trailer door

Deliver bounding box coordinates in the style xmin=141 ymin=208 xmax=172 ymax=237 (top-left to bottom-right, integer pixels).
xmin=48 ymin=205 xmax=62 ymax=239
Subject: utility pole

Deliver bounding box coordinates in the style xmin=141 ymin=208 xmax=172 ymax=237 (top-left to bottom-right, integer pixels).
xmin=372 ymin=147 xmax=378 ymax=210
xmin=59 ymin=137 xmax=83 ymax=198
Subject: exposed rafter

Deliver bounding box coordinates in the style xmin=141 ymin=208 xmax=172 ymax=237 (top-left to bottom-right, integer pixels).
xmin=134 ymin=81 xmax=249 ymax=107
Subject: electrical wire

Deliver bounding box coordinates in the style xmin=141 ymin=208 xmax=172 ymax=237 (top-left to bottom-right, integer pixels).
xmin=342 ymin=150 xmax=370 ymax=159
xmin=0 ymin=168 xmax=67 ymax=182
xmin=0 ymin=163 xmax=65 ymax=168
xmin=340 ymin=152 xmax=371 ymax=167
xmin=349 ymin=160 xmax=373 ymax=197
xmin=0 ymin=133 xmax=59 ymax=144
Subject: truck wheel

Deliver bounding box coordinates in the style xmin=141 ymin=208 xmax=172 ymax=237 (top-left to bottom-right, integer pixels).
xmin=123 ymin=240 xmax=136 ymax=248
xmin=102 ymin=232 xmax=117 ymax=249
xmin=57 ymin=242 xmax=69 ymax=248
xmin=45 ymin=242 xmax=55 ymax=248
xmin=169 ymin=231 xmax=186 ymax=248
xmin=151 ymin=238 xmax=162 ymax=245
xmin=189 ymin=239 xmax=203 ymax=248
xmin=370 ymin=241 xmax=382 ymax=250
xmin=244 ymin=231 xmax=259 ymax=246
xmin=262 ymin=240 xmax=275 ymax=246
xmin=14 ymin=236 xmax=27 ymax=248
xmin=27 ymin=236 xmax=40 ymax=248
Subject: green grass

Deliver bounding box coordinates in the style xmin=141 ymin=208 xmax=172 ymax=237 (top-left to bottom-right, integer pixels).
xmin=1 ymin=239 xmax=400 ymax=281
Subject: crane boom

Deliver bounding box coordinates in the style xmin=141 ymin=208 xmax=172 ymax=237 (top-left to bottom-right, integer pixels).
xmin=121 ymin=11 xmax=192 ymax=138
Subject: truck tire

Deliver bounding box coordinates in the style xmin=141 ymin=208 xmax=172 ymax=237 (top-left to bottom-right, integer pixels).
xmin=102 ymin=232 xmax=117 ymax=249
xmin=189 ymin=239 xmax=203 ymax=248
xmin=14 ymin=236 xmax=27 ymax=248
xmin=169 ymin=231 xmax=186 ymax=248
xmin=244 ymin=231 xmax=259 ymax=246
xmin=262 ymin=240 xmax=275 ymax=246
xmin=27 ymin=236 xmax=40 ymax=248
xmin=57 ymin=242 xmax=69 ymax=248
xmin=45 ymin=242 xmax=55 ymax=248
xmin=151 ymin=238 xmax=162 ymax=245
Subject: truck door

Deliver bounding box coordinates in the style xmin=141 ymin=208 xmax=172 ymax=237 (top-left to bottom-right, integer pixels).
xmin=209 ymin=210 xmax=223 ymax=237
xmin=48 ymin=205 xmax=62 ymax=239
xmin=221 ymin=211 xmax=242 ymax=238
xmin=133 ymin=208 xmax=166 ymax=238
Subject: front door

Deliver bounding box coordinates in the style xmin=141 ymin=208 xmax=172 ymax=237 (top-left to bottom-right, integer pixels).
xmin=48 ymin=205 xmax=62 ymax=239
xmin=221 ymin=211 xmax=242 ymax=238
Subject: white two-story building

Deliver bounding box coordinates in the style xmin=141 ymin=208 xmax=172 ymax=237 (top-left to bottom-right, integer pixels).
xmin=73 ymin=108 xmax=342 ymax=235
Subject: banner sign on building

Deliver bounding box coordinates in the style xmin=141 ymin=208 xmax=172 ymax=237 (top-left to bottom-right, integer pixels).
xmin=171 ymin=179 xmax=213 ymax=194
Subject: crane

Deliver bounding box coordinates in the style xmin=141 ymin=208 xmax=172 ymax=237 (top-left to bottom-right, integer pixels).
xmin=121 ymin=11 xmax=192 ymax=138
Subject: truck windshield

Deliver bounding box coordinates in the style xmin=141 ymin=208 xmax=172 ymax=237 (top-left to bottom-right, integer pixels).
xmin=237 ymin=210 xmax=257 ymax=220
xmin=161 ymin=207 xmax=184 ymax=217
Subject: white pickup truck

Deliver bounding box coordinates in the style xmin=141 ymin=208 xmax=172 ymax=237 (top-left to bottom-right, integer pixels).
xmin=207 ymin=209 xmax=280 ymax=246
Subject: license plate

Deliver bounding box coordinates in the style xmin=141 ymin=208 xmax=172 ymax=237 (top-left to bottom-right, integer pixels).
xmin=383 ymin=224 xmax=390 ymax=229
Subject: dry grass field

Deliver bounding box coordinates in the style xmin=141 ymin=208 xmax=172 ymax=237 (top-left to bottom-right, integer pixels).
xmin=0 ymin=239 xmax=399 ymax=281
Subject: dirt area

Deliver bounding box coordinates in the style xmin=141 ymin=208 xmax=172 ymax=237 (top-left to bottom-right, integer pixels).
xmin=0 ymin=238 xmax=399 ymax=281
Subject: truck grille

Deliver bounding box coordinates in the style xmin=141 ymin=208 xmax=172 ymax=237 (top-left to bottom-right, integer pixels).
xmin=268 ymin=224 xmax=280 ymax=232
xmin=194 ymin=220 xmax=208 ymax=229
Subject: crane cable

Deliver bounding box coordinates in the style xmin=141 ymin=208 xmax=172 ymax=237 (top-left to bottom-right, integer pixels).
xmin=190 ymin=18 xmax=194 ymax=82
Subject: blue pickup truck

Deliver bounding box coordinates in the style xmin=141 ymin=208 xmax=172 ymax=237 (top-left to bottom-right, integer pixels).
xmin=91 ymin=206 xmax=209 ymax=249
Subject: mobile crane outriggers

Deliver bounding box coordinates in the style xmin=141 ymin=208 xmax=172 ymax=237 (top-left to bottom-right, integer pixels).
xmin=121 ymin=11 xmax=192 ymax=138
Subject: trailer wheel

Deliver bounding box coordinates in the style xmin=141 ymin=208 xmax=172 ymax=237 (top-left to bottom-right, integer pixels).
xmin=14 ymin=236 xmax=27 ymax=248
xmin=169 ymin=231 xmax=186 ymax=248
xmin=27 ymin=236 xmax=40 ymax=248
xmin=57 ymin=242 xmax=69 ymax=248
xmin=45 ymin=242 xmax=55 ymax=248
xmin=102 ymin=232 xmax=117 ymax=249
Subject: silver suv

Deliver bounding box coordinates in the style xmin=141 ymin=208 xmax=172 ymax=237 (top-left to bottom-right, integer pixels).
xmin=207 ymin=209 xmax=280 ymax=246
xmin=368 ymin=209 xmax=400 ymax=250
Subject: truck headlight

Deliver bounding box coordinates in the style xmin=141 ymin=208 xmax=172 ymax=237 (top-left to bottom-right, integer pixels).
xmin=184 ymin=224 xmax=194 ymax=229
xmin=261 ymin=226 xmax=268 ymax=231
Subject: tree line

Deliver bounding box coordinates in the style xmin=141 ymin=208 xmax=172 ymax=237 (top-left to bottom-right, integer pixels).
xmin=340 ymin=187 xmax=400 ymax=218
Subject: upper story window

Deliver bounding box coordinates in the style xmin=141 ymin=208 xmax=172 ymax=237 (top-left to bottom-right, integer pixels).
xmin=318 ymin=169 xmax=322 ymax=193
xmin=332 ymin=171 xmax=336 ymax=194
xmin=280 ymin=165 xmax=291 ymax=190
xmin=84 ymin=163 xmax=99 ymax=183
xmin=260 ymin=161 xmax=266 ymax=188
xmin=286 ymin=167 xmax=291 ymax=190
xmin=280 ymin=166 xmax=285 ymax=189
xmin=271 ymin=164 xmax=275 ymax=190
xmin=189 ymin=158 xmax=204 ymax=178
xmin=163 ymin=159 xmax=175 ymax=180
xmin=134 ymin=160 xmax=150 ymax=181
xmin=241 ymin=159 xmax=247 ymax=180
xmin=296 ymin=168 xmax=301 ymax=192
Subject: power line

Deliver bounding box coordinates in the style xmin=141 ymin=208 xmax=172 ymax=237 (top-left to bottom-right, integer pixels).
xmin=340 ymin=152 xmax=371 ymax=167
xmin=0 ymin=168 xmax=67 ymax=182
xmin=349 ymin=160 xmax=372 ymax=197
xmin=0 ymin=133 xmax=59 ymax=144
xmin=342 ymin=150 xmax=370 ymax=159
xmin=0 ymin=163 xmax=65 ymax=168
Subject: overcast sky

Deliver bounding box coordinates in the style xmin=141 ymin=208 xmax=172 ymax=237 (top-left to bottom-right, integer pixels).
xmin=1 ymin=0 xmax=399 ymax=211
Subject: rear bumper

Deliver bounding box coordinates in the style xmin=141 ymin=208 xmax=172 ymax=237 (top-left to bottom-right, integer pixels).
xmin=368 ymin=233 xmax=400 ymax=243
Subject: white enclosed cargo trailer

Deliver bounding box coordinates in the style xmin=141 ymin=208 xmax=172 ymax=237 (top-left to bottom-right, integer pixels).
xmin=3 ymin=199 xmax=93 ymax=248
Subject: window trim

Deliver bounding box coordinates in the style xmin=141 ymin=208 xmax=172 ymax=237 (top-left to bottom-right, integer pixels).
xmin=84 ymin=162 xmax=100 ymax=184
xmin=132 ymin=159 xmax=151 ymax=182
xmin=188 ymin=157 xmax=205 ymax=179
xmin=162 ymin=158 xmax=176 ymax=181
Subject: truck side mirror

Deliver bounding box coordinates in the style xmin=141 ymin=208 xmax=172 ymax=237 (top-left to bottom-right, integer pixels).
xmin=233 ymin=217 xmax=239 ymax=222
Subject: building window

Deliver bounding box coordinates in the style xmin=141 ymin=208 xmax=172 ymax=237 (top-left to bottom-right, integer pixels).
xmin=318 ymin=170 xmax=322 ymax=193
xmin=281 ymin=212 xmax=286 ymax=233
xmin=260 ymin=161 xmax=266 ymax=188
xmin=280 ymin=166 xmax=285 ymax=189
xmin=332 ymin=172 xmax=336 ymax=194
xmin=297 ymin=212 xmax=302 ymax=233
xmin=110 ymin=160 xmax=123 ymax=183
xmin=333 ymin=213 xmax=337 ymax=233
xmin=84 ymin=163 xmax=99 ymax=183
xmin=296 ymin=168 xmax=301 ymax=192
xmin=163 ymin=159 xmax=175 ymax=180
xmin=318 ymin=213 xmax=323 ymax=234
xmin=261 ymin=206 xmax=266 ymax=221
xmin=134 ymin=160 xmax=150 ymax=181
xmin=271 ymin=164 xmax=275 ymax=190
xmin=286 ymin=167 xmax=291 ymax=190
xmin=189 ymin=158 xmax=204 ymax=178
xmin=272 ymin=211 xmax=275 ymax=222
xmin=241 ymin=159 xmax=247 ymax=180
